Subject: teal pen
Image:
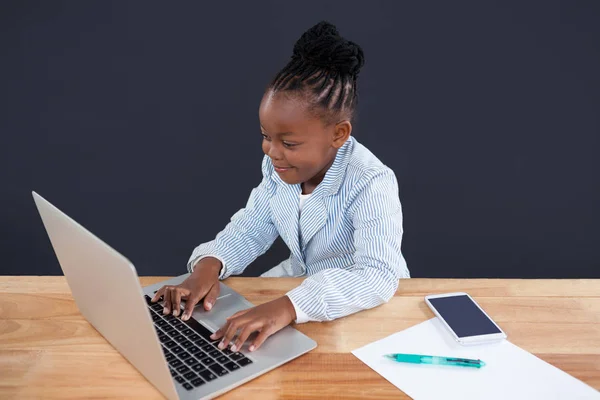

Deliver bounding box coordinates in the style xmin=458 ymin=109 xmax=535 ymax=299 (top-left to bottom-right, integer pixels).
xmin=384 ymin=353 xmax=486 ymax=368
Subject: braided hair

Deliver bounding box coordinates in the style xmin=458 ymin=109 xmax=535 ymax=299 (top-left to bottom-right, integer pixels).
xmin=269 ymin=21 xmax=365 ymax=124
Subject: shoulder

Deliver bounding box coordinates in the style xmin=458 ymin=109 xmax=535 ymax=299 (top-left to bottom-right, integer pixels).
xmin=343 ymin=137 xmax=398 ymax=190
xmin=341 ymin=139 xmax=401 ymax=220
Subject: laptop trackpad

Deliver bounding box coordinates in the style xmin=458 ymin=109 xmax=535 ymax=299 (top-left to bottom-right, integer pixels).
xmin=192 ymin=293 xmax=253 ymax=332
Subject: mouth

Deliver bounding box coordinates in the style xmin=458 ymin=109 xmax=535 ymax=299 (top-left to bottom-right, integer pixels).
xmin=274 ymin=165 xmax=293 ymax=173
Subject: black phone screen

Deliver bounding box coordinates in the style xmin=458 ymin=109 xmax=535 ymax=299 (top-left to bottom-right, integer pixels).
xmin=429 ymin=295 xmax=501 ymax=338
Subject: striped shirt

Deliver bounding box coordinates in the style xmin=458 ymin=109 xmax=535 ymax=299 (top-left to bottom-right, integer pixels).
xmin=188 ymin=136 xmax=410 ymax=323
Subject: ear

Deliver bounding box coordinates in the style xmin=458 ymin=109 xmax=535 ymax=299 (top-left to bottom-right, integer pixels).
xmin=332 ymin=120 xmax=352 ymax=148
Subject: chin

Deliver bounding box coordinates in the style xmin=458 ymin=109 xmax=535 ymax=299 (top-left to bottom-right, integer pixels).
xmin=276 ymin=172 xmax=302 ymax=185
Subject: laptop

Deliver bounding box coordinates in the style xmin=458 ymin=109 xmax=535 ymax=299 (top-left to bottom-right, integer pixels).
xmin=32 ymin=191 xmax=317 ymax=400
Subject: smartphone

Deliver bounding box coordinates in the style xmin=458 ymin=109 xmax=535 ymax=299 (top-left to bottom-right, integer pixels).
xmin=425 ymin=292 xmax=507 ymax=345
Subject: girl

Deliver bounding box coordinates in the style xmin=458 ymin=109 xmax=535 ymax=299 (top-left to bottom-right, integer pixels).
xmin=152 ymin=21 xmax=409 ymax=353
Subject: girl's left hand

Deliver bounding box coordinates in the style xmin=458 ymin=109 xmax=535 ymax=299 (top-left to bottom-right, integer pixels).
xmin=210 ymin=296 xmax=297 ymax=352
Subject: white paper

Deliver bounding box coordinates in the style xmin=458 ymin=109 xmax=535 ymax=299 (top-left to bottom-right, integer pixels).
xmin=352 ymin=318 xmax=599 ymax=400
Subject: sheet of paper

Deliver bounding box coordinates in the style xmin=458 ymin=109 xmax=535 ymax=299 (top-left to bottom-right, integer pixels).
xmin=352 ymin=318 xmax=599 ymax=400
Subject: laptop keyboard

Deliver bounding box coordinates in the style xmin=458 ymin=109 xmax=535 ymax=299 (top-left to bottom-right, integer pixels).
xmin=144 ymin=295 xmax=253 ymax=391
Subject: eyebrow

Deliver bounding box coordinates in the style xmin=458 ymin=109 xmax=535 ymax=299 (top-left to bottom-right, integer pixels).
xmin=260 ymin=126 xmax=294 ymax=137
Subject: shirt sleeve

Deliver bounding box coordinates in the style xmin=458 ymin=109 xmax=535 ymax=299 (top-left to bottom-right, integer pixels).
xmin=188 ymin=254 xmax=228 ymax=280
xmin=286 ymin=169 xmax=409 ymax=322
xmin=187 ymin=157 xmax=279 ymax=279
xmin=287 ymin=295 xmax=318 ymax=324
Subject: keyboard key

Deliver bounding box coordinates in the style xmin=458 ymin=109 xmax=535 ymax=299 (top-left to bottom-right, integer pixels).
xmin=189 ymin=334 xmax=200 ymax=341
xmin=169 ymin=368 xmax=177 ymax=377
xmin=200 ymin=357 xmax=215 ymax=366
xmin=165 ymin=341 xmax=176 ymax=348
xmin=237 ymin=357 xmax=253 ymax=367
xmin=199 ymin=370 xmax=217 ymax=382
xmin=156 ymin=320 xmax=167 ymax=327
xmin=229 ymin=352 xmax=244 ymax=361
xmin=181 ymin=341 xmax=192 ymax=348
xmin=165 ymin=353 xmax=175 ymax=362
xmin=144 ymin=295 xmax=153 ymax=305
xmin=209 ymin=364 xmax=228 ymax=376
xmin=161 ymin=346 xmax=169 ymax=355
xmin=188 ymin=346 xmax=201 ymax=354
xmin=194 ymin=338 xmax=208 ymax=346
xmin=152 ymin=314 xmax=160 ymax=321
xmin=165 ymin=315 xmax=176 ymax=322
xmin=184 ymin=371 xmax=197 ymax=380
xmin=173 ymin=321 xmax=185 ymax=330
xmin=185 ymin=358 xmax=199 ymax=366
xmin=179 ymin=352 xmax=191 ymax=360
xmin=192 ymin=350 xmax=205 ymax=359
xmin=209 ymin=350 xmax=221 ymax=358
xmin=164 ymin=326 xmax=176 ymax=334
xmin=224 ymin=361 xmax=240 ymax=372
xmin=175 ymin=376 xmax=185 ymax=383
xmin=151 ymin=303 xmax=163 ymax=311
xmin=202 ymin=344 xmax=215 ymax=352
xmin=184 ymin=318 xmax=214 ymax=340
xmin=183 ymin=382 xmax=193 ymax=391
xmin=172 ymin=346 xmax=183 ymax=354
xmin=192 ymin=364 xmax=206 ymax=372
xmin=216 ymin=355 xmax=229 ymax=364
xmin=182 ymin=328 xmax=193 ymax=335
xmin=159 ymin=334 xmax=168 ymax=343
xmin=174 ymin=335 xmax=186 ymax=343
xmin=176 ymin=365 xmax=190 ymax=374
xmin=191 ymin=377 xmax=205 ymax=387
xmin=169 ymin=359 xmax=182 ymax=368
xmin=222 ymin=348 xmax=233 ymax=356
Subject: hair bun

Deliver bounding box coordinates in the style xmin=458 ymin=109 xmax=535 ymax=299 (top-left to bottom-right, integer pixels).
xmin=292 ymin=21 xmax=365 ymax=76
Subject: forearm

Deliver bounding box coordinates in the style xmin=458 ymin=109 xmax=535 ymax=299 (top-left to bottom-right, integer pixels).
xmin=286 ymin=265 xmax=401 ymax=322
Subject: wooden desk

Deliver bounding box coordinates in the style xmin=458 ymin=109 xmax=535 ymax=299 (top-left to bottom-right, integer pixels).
xmin=1 ymin=277 xmax=599 ymax=399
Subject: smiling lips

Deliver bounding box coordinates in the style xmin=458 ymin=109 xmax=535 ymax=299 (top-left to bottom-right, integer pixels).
xmin=274 ymin=165 xmax=293 ymax=173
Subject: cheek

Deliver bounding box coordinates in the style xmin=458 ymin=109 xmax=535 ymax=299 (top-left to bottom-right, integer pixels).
xmin=262 ymin=140 xmax=269 ymax=155
xmin=287 ymin=151 xmax=316 ymax=172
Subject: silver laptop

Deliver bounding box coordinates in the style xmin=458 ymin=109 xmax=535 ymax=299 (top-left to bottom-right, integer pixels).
xmin=32 ymin=191 xmax=316 ymax=400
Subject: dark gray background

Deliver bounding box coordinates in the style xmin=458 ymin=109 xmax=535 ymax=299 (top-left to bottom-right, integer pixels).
xmin=2 ymin=1 xmax=599 ymax=278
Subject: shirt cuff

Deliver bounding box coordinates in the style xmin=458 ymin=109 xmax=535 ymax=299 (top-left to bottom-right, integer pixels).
xmin=189 ymin=255 xmax=227 ymax=280
xmin=287 ymin=294 xmax=317 ymax=324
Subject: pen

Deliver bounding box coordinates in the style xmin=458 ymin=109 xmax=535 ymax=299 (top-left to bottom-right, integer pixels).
xmin=384 ymin=353 xmax=486 ymax=368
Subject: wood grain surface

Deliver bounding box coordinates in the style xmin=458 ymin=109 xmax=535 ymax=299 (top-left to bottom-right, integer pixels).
xmin=1 ymin=277 xmax=599 ymax=399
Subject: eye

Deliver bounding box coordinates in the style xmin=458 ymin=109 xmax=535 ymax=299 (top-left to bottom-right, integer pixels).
xmin=282 ymin=141 xmax=297 ymax=148
xmin=261 ymin=133 xmax=271 ymax=141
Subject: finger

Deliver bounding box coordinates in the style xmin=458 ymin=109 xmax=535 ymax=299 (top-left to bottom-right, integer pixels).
xmin=218 ymin=319 xmax=241 ymax=350
xmin=231 ymin=322 xmax=261 ymax=353
xmin=226 ymin=307 xmax=251 ymax=320
xmin=151 ymin=286 xmax=165 ymax=303
xmin=162 ymin=287 xmax=172 ymax=315
xmin=181 ymin=293 xmax=203 ymax=321
xmin=203 ymin=283 xmax=220 ymax=311
xmin=171 ymin=289 xmax=183 ymax=317
xmin=210 ymin=325 xmax=227 ymax=341
xmin=250 ymin=325 xmax=275 ymax=352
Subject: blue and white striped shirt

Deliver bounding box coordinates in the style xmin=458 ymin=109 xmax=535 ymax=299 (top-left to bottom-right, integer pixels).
xmin=188 ymin=137 xmax=409 ymax=323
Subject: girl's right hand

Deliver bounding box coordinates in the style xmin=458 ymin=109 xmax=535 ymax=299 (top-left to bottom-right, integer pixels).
xmin=150 ymin=257 xmax=222 ymax=321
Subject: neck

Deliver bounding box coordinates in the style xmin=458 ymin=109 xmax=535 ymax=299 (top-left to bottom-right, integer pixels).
xmin=301 ymin=153 xmax=337 ymax=194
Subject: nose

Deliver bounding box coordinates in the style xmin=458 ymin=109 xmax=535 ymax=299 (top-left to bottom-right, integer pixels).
xmin=266 ymin=141 xmax=283 ymax=161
